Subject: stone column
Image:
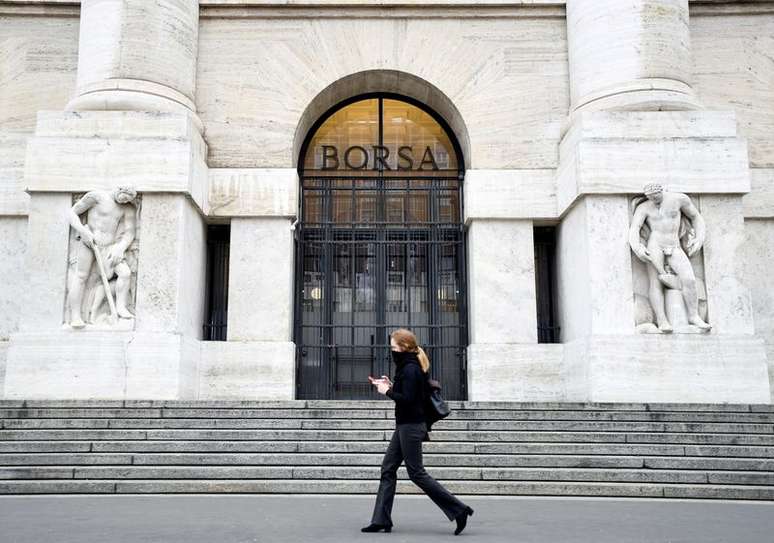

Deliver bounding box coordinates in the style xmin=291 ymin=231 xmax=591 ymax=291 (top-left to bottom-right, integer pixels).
xmin=66 ymin=0 xmax=200 ymax=127
xmin=4 ymin=1 xmax=207 ymax=400
xmin=557 ymin=0 xmax=770 ymax=403
xmin=566 ymin=0 xmax=699 ymax=118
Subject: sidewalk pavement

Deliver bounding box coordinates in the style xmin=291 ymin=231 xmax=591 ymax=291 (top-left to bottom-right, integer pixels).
xmin=1 ymin=494 xmax=772 ymax=543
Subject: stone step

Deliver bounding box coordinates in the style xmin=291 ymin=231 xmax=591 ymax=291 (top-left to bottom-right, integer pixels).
xmin=0 ymin=479 xmax=772 ymax=499
xmin=4 ymin=407 xmax=774 ymax=424
xmin=5 ymin=466 xmax=773 ymax=485
xmin=3 ymin=438 xmax=774 ymax=455
xmin=5 ymin=418 xmax=773 ymax=435
xmin=4 ymin=452 xmax=774 ymax=471
xmin=4 ymin=429 xmax=774 ymax=453
xmin=2 ymin=433 xmax=772 ymax=454
xmin=2 ymin=400 xmax=772 ymax=413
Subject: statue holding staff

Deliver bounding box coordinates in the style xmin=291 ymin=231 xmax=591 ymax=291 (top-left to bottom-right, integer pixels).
xmin=67 ymin=186 xmax=138 ymax=328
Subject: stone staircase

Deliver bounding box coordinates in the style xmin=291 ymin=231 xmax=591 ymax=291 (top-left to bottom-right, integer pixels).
xmin=1 ymin=400 xmax=773 ymax=499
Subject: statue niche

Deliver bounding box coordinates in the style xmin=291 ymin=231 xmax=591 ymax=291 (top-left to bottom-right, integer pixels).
xmin=64 ymin=186 xmax=140 ymax=329
xmin=629 ymin=183 xmax=711 ymax=334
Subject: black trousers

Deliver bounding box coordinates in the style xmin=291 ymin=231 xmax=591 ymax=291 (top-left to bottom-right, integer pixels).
xmin=370 ymin=422 xmax=468 ymax=526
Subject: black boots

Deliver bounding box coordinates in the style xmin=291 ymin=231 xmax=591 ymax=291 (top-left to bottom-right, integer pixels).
xmin=454 ymin=506 xmax=474 ymax=536
xmin=361 ymin=524 xmax=392 ymax=533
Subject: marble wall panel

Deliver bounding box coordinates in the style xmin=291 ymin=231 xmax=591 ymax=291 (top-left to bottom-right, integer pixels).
xmin=743 ymin=218 xmax=774 ymax=400
xmin=0 ymin=14 xmax=78 ymax=132
xmin=743 ymin=169 xmax=774 ymax=219
xmin=700 ymin=195 xmax=755 ymax=334
xmin=207 ymin=168 xmax=298 ymax=217
xmin=134 ymin=195 xmax=207 ymax=338
xmin=19 ymin=193 xmax=71 ymax=331
xmin=691 ymin=12 xmax=774 ymax=169
xmin=0 ymin=341 xmax=6 ymax=399
xmin=0 ymin=131 xmax=30 ymax=215
xmin=467 ymin=343 xmax=566 ymax=401
xmin=227 ymin=217 xmax=294 ymax=341
xmin=0 ymin=217 xmax=27 ymax=340
xmin=463 ymin=169 xmax=557 ymax=221
xmin=557 ymin=196 xmax=635 ymax=341
xmin=196 ymin=14 xmax=569 ymax=169
xmin=467 ymin=219 xmax=537 ymax=344
xmin=0 ymin=14 xmax=78 ymax=215
xmin=199 ymin=341 xmax=295 ymax=400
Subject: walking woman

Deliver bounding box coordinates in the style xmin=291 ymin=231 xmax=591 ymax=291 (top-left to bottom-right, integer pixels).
xmin=361 ymin=328 xmax=474 ymax=535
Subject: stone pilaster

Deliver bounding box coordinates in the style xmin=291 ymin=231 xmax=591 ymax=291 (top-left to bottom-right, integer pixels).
xmin=557 ymin=0 xmax=770 ymax=402
xmin=4 ymin=1 xmax=207 ymax=400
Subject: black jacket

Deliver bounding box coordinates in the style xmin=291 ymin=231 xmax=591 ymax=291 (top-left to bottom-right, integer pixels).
xmin=385 ymin=351 xmax=427 ymax=425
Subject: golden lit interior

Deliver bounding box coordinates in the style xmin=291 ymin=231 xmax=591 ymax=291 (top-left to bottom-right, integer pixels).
xmin=303 ymin=97 xmax=458 ymax=173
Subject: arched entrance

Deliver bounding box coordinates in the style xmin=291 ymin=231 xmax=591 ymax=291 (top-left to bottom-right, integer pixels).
xmin=295 ymin=94 xmax=468 ymax=400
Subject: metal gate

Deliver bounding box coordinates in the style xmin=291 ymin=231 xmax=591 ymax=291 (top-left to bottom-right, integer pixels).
xmin=294 ymin=174 xmax=468 ymax=400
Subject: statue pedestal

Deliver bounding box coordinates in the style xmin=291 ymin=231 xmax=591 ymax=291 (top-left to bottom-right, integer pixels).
xmin=3 ymin=330 xmax=199 ymax=400
xmin=564 ymin=335 xmax=770 ymax=403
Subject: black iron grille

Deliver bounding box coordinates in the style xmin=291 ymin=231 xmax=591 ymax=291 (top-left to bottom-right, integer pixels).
xmin=295 ymin=175 xmax=468 ymax=400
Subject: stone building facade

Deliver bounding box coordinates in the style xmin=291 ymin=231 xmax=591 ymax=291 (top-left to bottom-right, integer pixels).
xmin=0 ymin=0 xmax=772 ymax=404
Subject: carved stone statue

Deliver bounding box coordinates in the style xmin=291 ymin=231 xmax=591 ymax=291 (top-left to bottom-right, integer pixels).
xmin=629 ymin=183 xmax=711 ymax=333
xmin=66 ymin=186 xmax=139 ymax=328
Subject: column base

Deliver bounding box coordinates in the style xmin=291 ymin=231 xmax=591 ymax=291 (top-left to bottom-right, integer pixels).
xmin=468 ymin=336 xmax=771 ymax=404
xmin=3 ymin=330 xmax=200 ymax=400
xmin=566 ymin=335 xmax=770 ymax=403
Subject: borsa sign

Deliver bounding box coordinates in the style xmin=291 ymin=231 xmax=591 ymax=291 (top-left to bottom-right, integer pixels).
xmin=320 ymin=145 xmax=440 ymax=171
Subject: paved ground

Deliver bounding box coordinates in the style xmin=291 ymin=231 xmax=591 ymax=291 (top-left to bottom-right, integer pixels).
xmin=0 ymin=495 xmax=773 ymax=543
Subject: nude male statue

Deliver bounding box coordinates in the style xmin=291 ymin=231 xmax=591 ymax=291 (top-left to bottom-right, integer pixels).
xmin=67 ymin=186 xmax=138 ymax=328
xmin=629 ymin=183 xmax=711 ymax=333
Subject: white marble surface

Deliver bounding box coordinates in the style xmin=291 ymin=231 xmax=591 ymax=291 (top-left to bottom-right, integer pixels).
xmin=557 ymin=196 xmax=635 ymax=341
xmin=207 ymin=168 xmax=298 ymax=217
xmin=0 ymin=14 xmax=78 ymax=133
xmin=0 ymin=132 xmax=31 ymax=215
xmin=0 ymin=217 xmax=27 ymax=340
xmin=19 ymin=193 xmax=71 ymax=331
xmin=700 ymin=195 xmax=755 ymax=335
xmin=0 ymin=341 xmax=6 ymax=399
xmin=742 ymin=218 xmax=774 ymax=402
xmin=467 ymin=219 xmax=537 ymax=344
xmin=568 ymin=335 xmax=771 ymax=403
xmin=566 ymin=0 xmax=696 ymax=114
xmin=199 ymin=341 xmax=295 ymax=400
xmin=4 ymin=331 xmax=200 ymax=399
xmin=558 ymin=111 xmax=752 ymax=214
xmin=769 ymin=344 xmax=774 ymax=404
xmin=691 ymin=11 xmax=774 ymax=169
xmin=463 ymin=169 xmax=557 ymax=221
xmin=227 ymin=217 xmax=294 ymax=341
xmin=25 ymin=111 xmax=208 ymax=211
xmin=743 ymin=169 xmax=774 ymax=219
xmin=134 ymin=195 xmax=207 ymax=339
xmin=467 ymin=343 xmax=565 ymax=401
xmin=196 ymin=13 xmax=568 ymax=169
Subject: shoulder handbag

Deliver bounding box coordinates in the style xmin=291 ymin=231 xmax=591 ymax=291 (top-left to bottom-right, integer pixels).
xmin=424 ymin=376 xmax=451 ymax=430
